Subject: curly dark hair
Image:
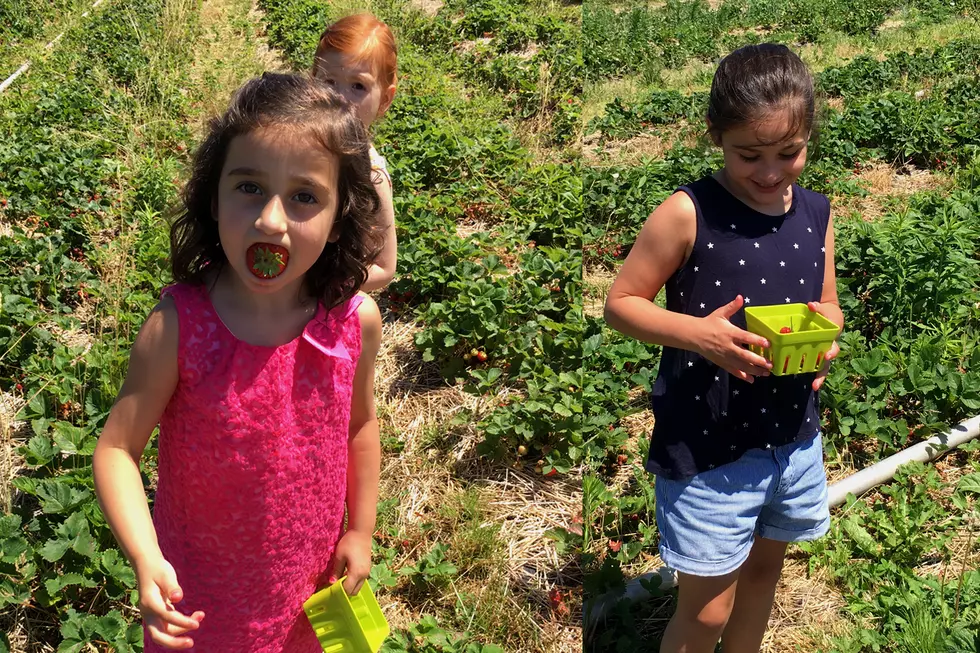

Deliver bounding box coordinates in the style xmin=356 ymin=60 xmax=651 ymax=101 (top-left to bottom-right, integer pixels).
xmin=170 ymin=72 xmax=384 ymax=309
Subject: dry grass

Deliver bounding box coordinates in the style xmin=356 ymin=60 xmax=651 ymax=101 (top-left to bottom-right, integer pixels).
xmin=410 ymin=0 xmax=444 ymax=16
xmin=831 ymin=161 xmax=950 ymax=224
xmin=0 ymin=392 xmax=26 ymax=515
xmin=372 ymin=316 xmax=582 ymax=652
xmin=185 ymin=0 xmax=288 ymax=132
xmin=762 ymin=559 xmax=854 ymax=652
xmin=585 ymin=126 xmax=702 ymax=167
xmin=583 ymin=265 xmax=617 ymax=318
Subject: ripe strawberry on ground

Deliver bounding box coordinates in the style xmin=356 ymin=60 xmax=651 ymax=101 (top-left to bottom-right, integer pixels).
xmin=246 ymin=243 xmax=289 ymax=279
xmin=476 ymin=351 xmax=488 ymax=362
xmin=608 ymin=540 xmax=621 ymax=553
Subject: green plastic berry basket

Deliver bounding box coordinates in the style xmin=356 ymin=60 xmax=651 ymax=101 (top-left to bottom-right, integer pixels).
xmin=304 ymin=577 xmax=389 ymax=653
xmin=744 ymin=304 xmax=838 ymax=376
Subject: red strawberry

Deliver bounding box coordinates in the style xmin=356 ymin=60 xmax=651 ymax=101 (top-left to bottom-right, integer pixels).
xmin=549 ymin=588 xmax=562 ymax=605
xmin=608 ymin=540 xmax=621 ymax=552
xmin=780 ymin=327 xmax=793 ymax=334
xmin=476 ymin=351 xmax=488 ymax=362
xmin=246 ymin=244 xmax=289 ymax=279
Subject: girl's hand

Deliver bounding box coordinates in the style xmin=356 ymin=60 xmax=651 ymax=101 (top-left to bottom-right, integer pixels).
xmin=697 ymin=295 xmax=773 ymax=383
xmin=136 ymin=558 xmax=205 ymax=650
xmin=329 ymin=530 xmax=373 ymax=596
xmin=807 ymin=301 xmax=841 ymax=391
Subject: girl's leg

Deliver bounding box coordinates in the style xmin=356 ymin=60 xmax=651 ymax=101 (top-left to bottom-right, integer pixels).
xmin=660 ymin=570 xmax=739 ymax=653
xmin=721 ymin=536 xmax=788 ymax=653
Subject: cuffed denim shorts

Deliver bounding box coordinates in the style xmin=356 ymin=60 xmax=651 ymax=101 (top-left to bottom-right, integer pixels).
xmin=654 ymin=434 xmax=831 ymax=577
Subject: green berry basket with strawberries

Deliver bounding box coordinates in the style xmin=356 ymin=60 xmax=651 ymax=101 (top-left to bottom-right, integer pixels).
xmin=744 ymin=304 xmax=838 ymax=376
xmin=304 ymin=577 xmax=389 ymax=653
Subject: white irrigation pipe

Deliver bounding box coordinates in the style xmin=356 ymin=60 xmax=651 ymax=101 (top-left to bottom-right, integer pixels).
xmin=0 ymin=63 xmax=31 ymax=93
xmin=0 ymin=0 xmax=107 ymax=93
xmin=584 ymin=413 xmax=980 ymax=627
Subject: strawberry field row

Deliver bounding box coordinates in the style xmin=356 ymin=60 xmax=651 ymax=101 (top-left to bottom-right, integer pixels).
xmin=583 ymin=0 xmax=975 ymax=79
xmin=0 ymin=0 xmax=199 ymax=649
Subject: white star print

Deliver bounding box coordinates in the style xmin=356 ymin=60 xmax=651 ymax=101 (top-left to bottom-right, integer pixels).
xmin=794 ymin=243 xmax=799 ymax=249
xmin=715 ymin=376 xmax=720 ymax=381
xmin=745 ymin=297 xmax=751 ymax=304
xmin=703 ymin=430 xmax=709 ymax=435
xmin=821 ymin=247 xmax=826 ymax=252
xmin=708 ymin=464 xmax=715 ymax=469
xmin=688 ymin=361 xmax=694 ymax=367
xmin=680 ymin=292 xmax=684 ymax=297
xmin=695 ymin=395 xmax=701 ymax=401
xmin=707 ymin=242 xmax=714 ymax=249
xmin=800 ymin=279 xmax=805 ymax=284
xmin=739 ymin=259 xmax=746 ymax=265
xmin=807 ymin=418 xmax=811 ymax=423
xmin=775 ymin=422 xmax=779 ymax=427
xmin=761 ymin=408 xmax=767 ymax=414
xmin=730 ymin=224 xmax=737 ymax=230
xmin=754 ymin=242 xmax=760 ymax=248
xmin=772 ymin=227 xmax=778 ymax=233
xmin=700 ymin=303 xmax=706 ymax=309
xmin=743 ymin=422 xmax=749 ymax=428
xmin=794 ymin=404 xmax=799 ymax=409
xmin=715 ymin=280 xmax=722 ymax=286
xmin=814 ymin=262 xmax=818 ymax=267
xmin=807 ymin=227 xmax=812 ymax=233
xmin=780 ymin=261 xmax=786 ymax=267
xmin=765 ymin=443 xmax=772 ymax=449
xmin=722 ymin=411 xmax=728 ymax=417
xmin=733 ymin=390 xmax=740 ymax=396
xmin=785 ymin=297 xmax=791 ymax=303
xmin=694 ymin=266 xmax=699 ymax=272
xmin=731 ymin=444 xmax=737 ymax=450
xmin=761 ymin=278 xmax=766 ymax=284
xmin=773 ymin=388 xmax=777 ymax=394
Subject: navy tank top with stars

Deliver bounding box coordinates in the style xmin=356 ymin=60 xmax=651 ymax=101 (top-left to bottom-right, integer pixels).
xmin=646 ymin=175 xmax=831 ymax=481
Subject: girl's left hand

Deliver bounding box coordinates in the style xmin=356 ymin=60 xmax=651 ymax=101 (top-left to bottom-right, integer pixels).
xmin=329 ymin=529 xmax=373 ymax=596
xmin=807 ymin=301 xmax=840 ymax=392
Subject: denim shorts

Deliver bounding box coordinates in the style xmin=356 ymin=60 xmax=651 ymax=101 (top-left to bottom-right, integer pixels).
xmin=655 ymin=434 xmax=830 ymax=577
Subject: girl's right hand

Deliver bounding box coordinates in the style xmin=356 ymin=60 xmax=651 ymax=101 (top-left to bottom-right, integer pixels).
xmin=137 ymin=558 xmax=205 ymax=650
xmin=697 ymin=295 xmax=773 ymax=383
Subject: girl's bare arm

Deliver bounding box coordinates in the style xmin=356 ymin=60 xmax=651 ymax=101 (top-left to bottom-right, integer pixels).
xmin=92 ymin=297 xmax=179 ymax=570
xmin=604 ymin=191 xmax=772 ymax=382
xmin=360 ymin=174 xmax=397 ymax=293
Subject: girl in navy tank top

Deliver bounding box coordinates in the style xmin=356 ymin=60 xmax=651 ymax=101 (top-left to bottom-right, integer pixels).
xmin=605 ymin=45 xmax=844 ymax=652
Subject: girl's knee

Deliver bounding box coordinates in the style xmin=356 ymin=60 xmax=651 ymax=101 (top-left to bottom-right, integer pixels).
xmin=675 ymin=588 xmax=736 ymax=635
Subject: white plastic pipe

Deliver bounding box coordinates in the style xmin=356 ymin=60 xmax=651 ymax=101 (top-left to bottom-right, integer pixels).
xmin=584 ymin=413 xmax=980 ymax=627
xmin=0 ymin=63 xmax=30 ymax=93
xmin=1 ymin=0 xmax=108 ymax=93
xmin=828 ymin=413 xmax=980 ymax=507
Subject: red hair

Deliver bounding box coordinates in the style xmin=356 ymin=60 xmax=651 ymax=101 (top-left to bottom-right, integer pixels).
xmin=313 ymin=14 xmax=398 ymax=89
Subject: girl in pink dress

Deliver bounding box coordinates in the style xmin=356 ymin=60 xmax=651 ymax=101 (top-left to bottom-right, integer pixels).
xmin=92 ymin=72 xmax=386 ymax=651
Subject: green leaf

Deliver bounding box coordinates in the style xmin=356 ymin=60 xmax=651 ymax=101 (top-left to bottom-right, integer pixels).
xmin=842 ymin=514 xmax=881 ymax=556
xmin=44 ymin=573 xmax=97 ymax=596
xmin=95 ymin=612 xmax=126 ymax=641
xmin=957 ymin=472 xmax=980 ymax=495
xmin=0 ymin=514 xmax=21 ymax=538
xmin=39 ymin=538 xmax=71 ymax=562
xmin=101 ymin=549 xmax=136 ymax=588
xmin=23 ymin=434 xmax=56 ymax=465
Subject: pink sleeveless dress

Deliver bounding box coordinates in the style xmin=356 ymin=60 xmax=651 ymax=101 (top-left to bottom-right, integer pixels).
xmin=146 ymin=283 xmax=363 ymax=652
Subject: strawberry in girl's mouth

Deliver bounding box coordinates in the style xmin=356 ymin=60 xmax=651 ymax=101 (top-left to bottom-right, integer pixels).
xmin=246 ymin=243 xmax=289 ymax=279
